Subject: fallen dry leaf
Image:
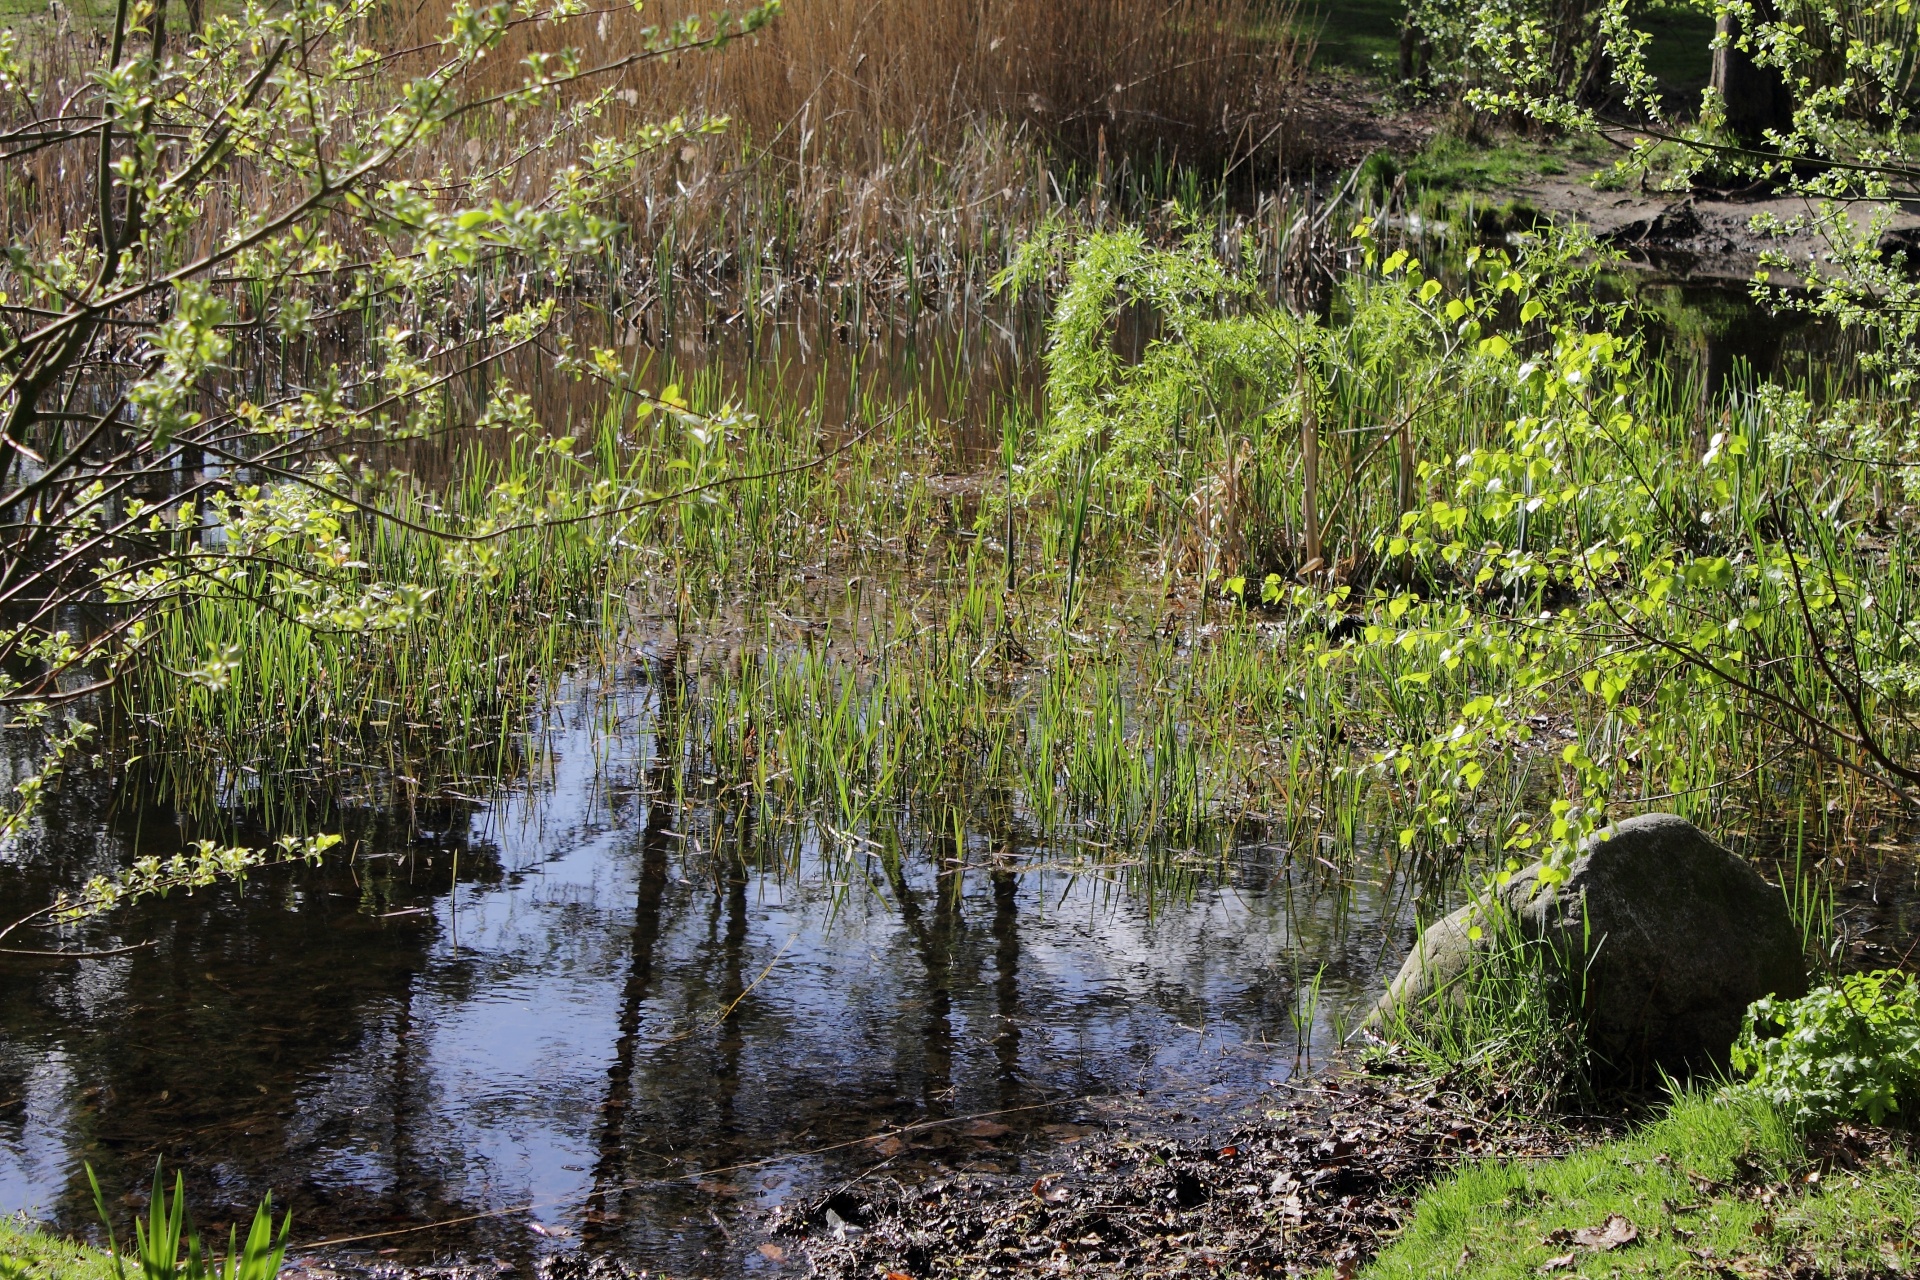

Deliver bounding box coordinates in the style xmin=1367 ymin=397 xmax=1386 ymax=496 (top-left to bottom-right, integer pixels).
xmin=1539 ymin=1253 xmax=1576 ymax=1273
xmin=757 ymin=1244 xmax=786 ymax=1263
xmin=961 ymin=1119 xmax=1012 ymax=1139
xmin=774 ymin=1069 xmax=1612 ymax=1280
xmin=1030 ymin=1175 xmax=1072 ymax=1204
xmin=1572 ymin=1214 xmax=1638 ymax=1251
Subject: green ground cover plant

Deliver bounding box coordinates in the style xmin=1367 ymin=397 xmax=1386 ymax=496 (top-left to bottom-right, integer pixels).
xmin=1731 ymin=971 xmax=1920 ymax=1128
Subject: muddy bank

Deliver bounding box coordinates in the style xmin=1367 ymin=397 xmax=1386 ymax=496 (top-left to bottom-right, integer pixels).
xmin=764 ymin=1062 xmax=1612 ymax=1279
xmin=1499 ymin=175 xmax=1920 ymax=281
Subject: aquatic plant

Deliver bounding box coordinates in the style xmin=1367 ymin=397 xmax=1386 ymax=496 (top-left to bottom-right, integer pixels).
xmin=88 ymin=1163 xmax=287 ymax=1280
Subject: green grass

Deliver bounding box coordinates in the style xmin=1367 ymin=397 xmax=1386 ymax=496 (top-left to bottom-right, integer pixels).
xmin=1302 ymin=0 xmax=1405 ymax=74
xmin=1396 ymin=133 xmax=1610 ymax=193
xmin=0 ymin=1215 xmax=117 ymax=1280
xmin=1355 ymin=1093 xmax=1920 ymax=1280
xmin=1303 ymin=2 xmax=1709 ymax=93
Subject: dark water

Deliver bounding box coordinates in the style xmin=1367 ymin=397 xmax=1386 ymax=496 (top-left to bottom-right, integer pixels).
xmin=0 ymin=669 xmax=1421 ymax=1275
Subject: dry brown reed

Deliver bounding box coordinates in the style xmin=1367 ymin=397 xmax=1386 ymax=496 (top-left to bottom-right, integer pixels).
xmin=1 ymin=0 xmax=1308 ymax=278
xmin=585 ymin=0 xmax=1309 ymax=169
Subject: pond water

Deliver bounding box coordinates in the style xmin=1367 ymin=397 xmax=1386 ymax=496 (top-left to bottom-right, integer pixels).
xmin=0 ymin=260 xmax=1910 ymax=1277
xmin=0 ymin=668 xmax=1418 ymax=1275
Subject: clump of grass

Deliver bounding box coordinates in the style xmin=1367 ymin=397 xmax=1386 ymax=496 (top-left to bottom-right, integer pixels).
xmin=0 ymin=1215 xmax=116 ymax=1280
xmin=1355 ymin=1090 xmax=1920 ymax=1280
xmin=116 ymin=423 xmax=646 ymax=819
xmin=1371 ymin=898 xmax=1595 ymax=1108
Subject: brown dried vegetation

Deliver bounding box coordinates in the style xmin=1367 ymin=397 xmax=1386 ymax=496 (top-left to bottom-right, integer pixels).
xmin=2 ymin=0 xmax=1311 ymax=281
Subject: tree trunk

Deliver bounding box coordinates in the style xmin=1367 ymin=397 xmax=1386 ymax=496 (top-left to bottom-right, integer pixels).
xmin=1713 ymin=7 xmax=1791 ymax=145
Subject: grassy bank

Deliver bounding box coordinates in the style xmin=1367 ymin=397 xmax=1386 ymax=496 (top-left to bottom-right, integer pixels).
xmin=0 ymin=1215 xmax=115 ymax=1280
xmin=1355 ymin=1093 xmax=1919 ymax=1279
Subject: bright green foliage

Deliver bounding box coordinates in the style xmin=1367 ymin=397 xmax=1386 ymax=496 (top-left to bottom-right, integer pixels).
xmin=1023 ymin=214 xmax=1920 ymax=865
xmin=1357 ymin=1090 xmax=1920 ymax=1279
xmin=0 ymin=1215 xmax=118 ymax=1280
xmin=1007 ymin=221 xmax=1309 ymax=515
xmin=1731 ymin=970 xmax=1920 ymax=1127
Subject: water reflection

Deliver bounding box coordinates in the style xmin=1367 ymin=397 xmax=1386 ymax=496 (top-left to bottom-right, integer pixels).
xmin=0 ymin=671 xmax=1421 ymax=1276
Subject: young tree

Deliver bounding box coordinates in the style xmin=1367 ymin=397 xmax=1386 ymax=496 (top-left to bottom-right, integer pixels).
xmin=0 ymin=0 xmax=778 ymax=854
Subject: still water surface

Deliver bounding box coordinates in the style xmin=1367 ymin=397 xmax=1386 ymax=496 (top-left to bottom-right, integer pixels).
xmin=1 ymin=668 xmax=1416 ymax=1275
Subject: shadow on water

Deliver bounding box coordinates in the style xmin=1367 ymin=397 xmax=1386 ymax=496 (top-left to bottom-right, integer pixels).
xmin=0 ymin=258 xmax=1912 ymax=1277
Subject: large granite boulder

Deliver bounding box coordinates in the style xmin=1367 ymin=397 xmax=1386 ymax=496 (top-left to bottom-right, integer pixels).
xmin=1374 ymin=813 xmax=1807 ymax=1077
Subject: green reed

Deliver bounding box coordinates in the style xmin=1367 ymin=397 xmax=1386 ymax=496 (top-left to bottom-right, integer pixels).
xmin=110 ymin=209 xmax=1920 ymax=903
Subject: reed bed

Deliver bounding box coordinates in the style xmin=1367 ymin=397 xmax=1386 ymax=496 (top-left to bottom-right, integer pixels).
xmin=113 ymin=230 xmax=1916 ymax=902
xmin=0 ymin=0 xmax=1312 ymax=301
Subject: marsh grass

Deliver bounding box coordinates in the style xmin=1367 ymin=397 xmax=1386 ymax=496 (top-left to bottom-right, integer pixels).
xmin=0 ymin=0 xmax=1315 ymax=308
xmin=1372 ymin=899 xmax=1595 ymax=1106
xmin=112 ymin=243 xmax=1920 ymax=893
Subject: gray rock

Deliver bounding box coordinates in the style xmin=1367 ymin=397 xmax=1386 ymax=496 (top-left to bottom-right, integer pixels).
xmin=1373 ymin=813 xmax=1807 ymax=1077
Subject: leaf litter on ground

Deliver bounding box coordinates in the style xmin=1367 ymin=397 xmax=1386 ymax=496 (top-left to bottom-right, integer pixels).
xmin=768 ymin=1063 xmax=1610 ymax=1278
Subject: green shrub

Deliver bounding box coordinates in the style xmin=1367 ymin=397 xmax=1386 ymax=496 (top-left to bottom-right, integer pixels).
xmin=1729 ymin=971 xmax=1920 ymax=1128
